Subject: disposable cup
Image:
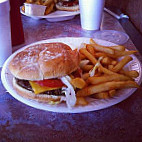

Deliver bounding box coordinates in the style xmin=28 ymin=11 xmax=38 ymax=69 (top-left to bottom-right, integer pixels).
xmin=0 ymin=0 xmax=12 ymax=67
xmin=24 ymin=3 xmax=46 ymax=16
xmin=79 ymin=0 xmax=105 ymax=30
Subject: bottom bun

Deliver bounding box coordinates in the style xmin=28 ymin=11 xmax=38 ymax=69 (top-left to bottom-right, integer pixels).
xmin=13 ymin=78 xmax=64 ymax=103
xmin=56 ymin=3 xmax=79 ymax=11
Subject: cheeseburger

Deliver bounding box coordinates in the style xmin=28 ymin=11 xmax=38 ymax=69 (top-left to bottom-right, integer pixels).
xmin=9 ymin=42 xmax=80 ymax=108
xmin=56 ymin=0 xmax=79 ymax=11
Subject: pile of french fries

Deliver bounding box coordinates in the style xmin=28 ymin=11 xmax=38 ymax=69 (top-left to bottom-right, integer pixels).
xmin=23 ymin=0 xmax=57 ymax=15
xmin=72 ymin=38 xmax=140 ymax=106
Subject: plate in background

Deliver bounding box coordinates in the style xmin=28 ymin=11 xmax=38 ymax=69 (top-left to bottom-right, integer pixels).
xmin=20 ymin=6 xmax=80 ymax=22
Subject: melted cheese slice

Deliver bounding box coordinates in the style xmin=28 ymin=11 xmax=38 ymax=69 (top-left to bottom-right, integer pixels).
xmin=29 ymin=81 xmax=61 ymax=94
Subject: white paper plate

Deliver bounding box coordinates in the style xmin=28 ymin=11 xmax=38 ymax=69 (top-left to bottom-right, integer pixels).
xmin=1 ymin=37 xmax=142 ymax=113
xmin=20 ymin=6 xmax=80 ymax=22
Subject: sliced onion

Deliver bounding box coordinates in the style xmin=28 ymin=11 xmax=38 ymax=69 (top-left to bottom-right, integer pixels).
xmin=89 ymin=56 xmax=103 ymax=77
xmin=60 ymin=76 xmax=76 ymax=109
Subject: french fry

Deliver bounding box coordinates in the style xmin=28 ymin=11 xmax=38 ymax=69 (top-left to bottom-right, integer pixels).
xmin=120 ymin=70 xmax=139 ymax=78
xmin=76 ymin=81 xmax=139 ymax=97
xmin=111 ymin=60 xmax=118 ymax=65
xmin=90 ymin=38 xmax=125 ymax=51
xmin=101 ymin=57 xmax=111 ymax=65
xmin=43 ymin=0 xmax=54 ymax=6
xmin=94 ymin=72 xmax=102 ymax=77
xmin=44 ymin=2 xmax=54 ymax=15
xmin=81 ymin=65 xmax=93 ymax=72
xmin=76 ymin=97 xmax=88 ymax=106
xmin=99 ymin=65 xmax=118 ymax=75
xmin=114 ymin=50 xmax=137 ymax=57
xmin=95 ymin=52 xmax=116 ymax=59
xmin=108 ymin=90 xmax=116 ymax=97
xmin=108 ymin=64 xmax=114 ymax=70
xmin=112 ymin=56 xmax=133 ymax=72
xmin=70 ymin=78 xmax=86 ymax=89
xmin=26 ymin=0 xmax=34 ymax=3
xmin=75 ymin=38 xmax=139 ymax=103
xmin=89 ymin=43 xmax=114 ymax=55
xmin=79 ymin=53 xmax=86 ymax=60
xmin=94 ymin=52 xmax=108 ymax=58
xmin=87 ymin=74 xmax=132 ymax=85
xmin=35 ymin=0 xmax=42 ymax=5
xmin=94 ymin=51 xmax=137 ymax=59
xmin=93 ymin=92 xmax=109 ymax=99
xmin=82 ymin=73 xmax=90 ymax=80
xmin=86 ymin=44 xmax=95 ymax=56
xmin=108 ymin=45 xmax=125 ymax=51
xmin=21 ymin=5 xmax=25 ymax=12
xmin=79 ymin=48 xmax=97 ymax=65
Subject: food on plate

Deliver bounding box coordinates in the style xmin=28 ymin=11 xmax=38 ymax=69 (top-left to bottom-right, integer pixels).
xmin=76 ymin=97 xmax=88 ymax=106
xmin=86 ymin=74 xmax=132 ymax=85
xmin=76 ymin=38 xmax=139 ymax=99
xmin=22 ymin=0 xmax=79 ymax=16
xmin=111 ymin=56 xmax=132 ymax=72
xmin=23 ymin=0 xmax=56 ymax=15
xmin=70 ymin=78 xmax=86 ymax=89
xmin=9 ymin=42 xmax=81 ymax=108
xmin=56 ymin=0 xmax=79 ymax=11
xmin=8 ymin=38 xmax=140 ymax=108
xmin=76 ymin=81 xmax=139 ymax=97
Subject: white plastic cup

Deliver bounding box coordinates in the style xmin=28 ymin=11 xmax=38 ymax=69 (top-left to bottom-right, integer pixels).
xmin=79 ymin=0 xmax=105 ymax=30
xmin=24 ymin=3 xmax=46 ymax=16
xmin=0 ymin=0 xmax=12 ymax=67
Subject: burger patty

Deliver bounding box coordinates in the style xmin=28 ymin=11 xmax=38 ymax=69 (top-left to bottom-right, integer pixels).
xmin=15 ymin=78 xmax=65 ymax=96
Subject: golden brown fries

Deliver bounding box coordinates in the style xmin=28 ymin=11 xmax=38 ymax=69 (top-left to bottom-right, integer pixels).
xmin=99 ymin=65 xmax=118 ymax=75
xmin=89 ymin=43 xmax=114 ymax=55
xmin=79 ymin=53 xmax=86 ymax=60
xmin=90 ymin=38 xmax=125 ymax=51
xmin=86 ymin=44 xmax=95 ymax=56
xmin=108 ymin=90 xmax=116 ymax=97
xmin=114 ymin=50 xmax=137 ymax=57
xmin=95 ymin=51 xmax=137 ymax=59
xmin=108 ymin=64 xmax=114 ymax=70
xmin=81 ymin=65 xmax=94 ymax=72
xmin=87 ymin=74 xmax=132 ymax=85
xmin=76 ymin=97 xmax=88 ymax=106
xmin=112 ymin=56 xmax=133 ymax=72
xmin=44 ymin=2 xmax=55 ymax=15
xmin=82 ymin=73 xmax=90 ymax=80
xmin=26 ymin=0 xmax=34 ymax=3
xmin=70 ymin=78 xmax=86 ymax=89
xmin=79 ymin=48 xmax=97 ymax=65
xmin=76 ymin=81 xmax=139 ymax=97
xmin=75 ymin=38 xmax=139 ymax=101
xmin=43 ymin=0 xmax=54 ymax=6
xmin=93 ymin=92 xmax=109 ymax=99
xmin=101 ymin=57 xmax=111 ymax=65
xmin=120 ymin=70 xmax=139 ymax=78
xmin=72 ymin=38 xmax=139 ymax=103
xmin=111 ymin=60 xmax=118 ymax=65
xmin=90 ymin=38 xmax=114 ymax=54
xmin=108 ymin=45 xmax=125 ymax=51
xmin=94 ymin=52 xmax=107 ymax=58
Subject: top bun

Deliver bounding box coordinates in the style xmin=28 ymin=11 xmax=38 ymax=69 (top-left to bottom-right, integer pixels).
xmin=9 ymin=42 xmax=80 ymax=80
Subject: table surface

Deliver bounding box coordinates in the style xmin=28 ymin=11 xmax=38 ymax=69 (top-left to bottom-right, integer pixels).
xmin=1 ymin=12 xmax=142 ymax=142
